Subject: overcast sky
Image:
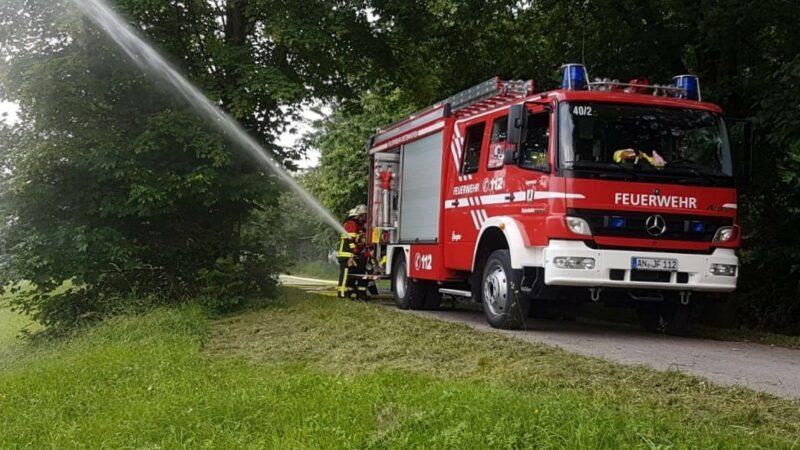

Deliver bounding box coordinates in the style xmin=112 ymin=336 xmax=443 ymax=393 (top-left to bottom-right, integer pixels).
xmin=0 ymin=101 xmax=19 ymax=125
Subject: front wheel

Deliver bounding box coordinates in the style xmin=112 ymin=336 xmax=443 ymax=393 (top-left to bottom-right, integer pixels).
xmin=481 ymin=249 xmax=530 ymax=329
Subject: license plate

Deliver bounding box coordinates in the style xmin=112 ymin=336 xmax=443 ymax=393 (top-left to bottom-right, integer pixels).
xmin=631 ymin=257 xmax=678 ymax=271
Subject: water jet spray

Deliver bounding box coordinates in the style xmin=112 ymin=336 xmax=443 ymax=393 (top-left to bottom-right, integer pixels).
xmin=72 ymin=0 xmax=347 ymax=235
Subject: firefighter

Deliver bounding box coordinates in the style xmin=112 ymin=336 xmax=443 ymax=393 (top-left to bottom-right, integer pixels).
xmin=337 ymin=204 xmax=369 ymax=299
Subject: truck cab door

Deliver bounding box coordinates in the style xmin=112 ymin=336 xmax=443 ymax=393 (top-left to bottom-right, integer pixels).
xmin=443 ymin=119 xmax=489 ymax=271
xmin=499 ymin=105 xmax=554 ymax=247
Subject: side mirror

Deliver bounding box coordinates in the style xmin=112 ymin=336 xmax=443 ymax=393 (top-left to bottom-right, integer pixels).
xmin=503 ymin=149 xmax=518 ymax=165
xmin=507 ymin=104 xmax=528 ymax=146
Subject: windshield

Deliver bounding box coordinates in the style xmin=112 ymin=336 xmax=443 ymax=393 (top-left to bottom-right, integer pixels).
xmin=558 ymin=102 xmax=734 ymax=184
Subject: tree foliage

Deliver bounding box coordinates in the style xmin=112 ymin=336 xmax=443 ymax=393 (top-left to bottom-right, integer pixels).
xmin=310 ymin=0 xmax=800 ymax=333
xmin=1 ymin=0 xmax=799 ymax=333
xmin=0 ymin=0 xmax=386 ymax=330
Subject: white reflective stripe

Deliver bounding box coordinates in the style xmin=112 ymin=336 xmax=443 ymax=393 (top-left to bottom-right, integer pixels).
xmin=479 ymin=193 xmax=507 ymax=205
xmin=450 ymin=139 xmax=460 ymax=170
xmin=443 ymin=199 xmax=475 ymax=209
xmin=480 ymin=210 xmax=489 ymax=223
xmin=454 ymin=126 xmax=463 ymax=173
xmin=478 ymin=191 xmax=526 ymax=205
xmin=469 ymin=210 xmax=480 ymax=229
xmin=415 ymin=121 xmax=444 ymax=136
xmin=531 ymin=191 xmax=586 ymax=200
xmin=722 ymin=203 xmax=737 ymax=210
xmin=474 ymin=196 xmax=482 ymax=205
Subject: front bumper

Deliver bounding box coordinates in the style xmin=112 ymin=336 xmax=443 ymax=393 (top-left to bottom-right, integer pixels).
xmin=542 ymin=240 xmax=738 ymax=292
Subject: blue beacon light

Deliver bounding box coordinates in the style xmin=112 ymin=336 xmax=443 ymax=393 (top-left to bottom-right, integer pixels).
xmin=673 ymin=75 xmax=701 ymax=101
xmin=562 ymin=63 xmax=589 ymax=90
xmin=691 ymin=222 xmax=706 ymax=233
xmin=610 ymin=217 xmax=626 ymax=229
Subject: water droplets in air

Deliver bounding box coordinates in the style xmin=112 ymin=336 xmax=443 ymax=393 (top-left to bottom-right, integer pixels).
xmin=72 ymin=0 xmax=347 ymax=234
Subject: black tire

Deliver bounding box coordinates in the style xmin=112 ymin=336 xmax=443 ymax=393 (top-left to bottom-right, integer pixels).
xmin=481 ymin=249 xmax=530 ymax=329
xmin=636 ymin=297 xmax=691 ymax=336
xmin=391 ymin=254 xmax=426 ymax=310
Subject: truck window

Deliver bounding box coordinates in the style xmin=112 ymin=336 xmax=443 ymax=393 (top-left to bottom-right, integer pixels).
xmin=520 ymin=112 xmax=549 ymax=169
xmin=487 ymin=116 xmax=508 ymax=170
xmin=461 ymin=122 xmax=486 ymax=175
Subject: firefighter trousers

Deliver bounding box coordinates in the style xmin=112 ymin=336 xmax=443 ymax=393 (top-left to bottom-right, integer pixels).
xmin=337 ymin=257 xmax=368 ymax=299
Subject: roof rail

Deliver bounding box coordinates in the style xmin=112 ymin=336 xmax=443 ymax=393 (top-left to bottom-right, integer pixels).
xmin=370 ymin=77 xmax=535 ymax=150
xmin=441 ymin=77 xmax=535 ymax=116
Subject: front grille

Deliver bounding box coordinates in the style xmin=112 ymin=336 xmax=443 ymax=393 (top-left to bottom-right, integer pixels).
xmin=569 ymin=209 xmax=732 ymax=242
xmin=630 ymin=270 xmax=671 ymax=282
xmin=585 ymin=242 xmax=714 ymax=255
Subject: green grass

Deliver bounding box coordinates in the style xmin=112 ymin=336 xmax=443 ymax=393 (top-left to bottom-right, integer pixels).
xmin=285 ymin=260 xmax=341 ymax=280
xmin=0 ymin=308 xmax=34 ymax=349
xmin=1 ymin=288 xmax=799 ymax=448
xmin=0 ymin=283 xmax=40 ymax=351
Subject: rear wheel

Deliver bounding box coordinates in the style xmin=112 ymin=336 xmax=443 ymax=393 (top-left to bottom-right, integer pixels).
xmin=423 ymin=286 xmax=442 ymax=310
xmin=481 ymin=249 xmax=530 ymax=329
xmin=392 ymin=254 xmax=437 ymax=310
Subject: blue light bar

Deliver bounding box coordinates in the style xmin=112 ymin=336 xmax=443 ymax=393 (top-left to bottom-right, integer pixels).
xmin=673 ymin=74 xmax=701 ymax=101
xmin=610 ymin=216 xmax=626 ymax=228
xmin=690 ymin=221 xmax=706 ymax=233
xmin=562 ymin=63 xmax=588 ymax=90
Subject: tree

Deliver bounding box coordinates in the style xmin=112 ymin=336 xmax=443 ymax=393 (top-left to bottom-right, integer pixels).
xmin=0 ymin=0 xmax=387 ymax=330
xmin=309 ymin=0 xmax=800 ymax=333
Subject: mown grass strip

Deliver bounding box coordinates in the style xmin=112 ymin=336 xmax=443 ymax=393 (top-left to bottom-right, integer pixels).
xmin=0 ymin=288 xmax=798 ymax=449
xmin=210 ymin=288 xmax=800 ymax=447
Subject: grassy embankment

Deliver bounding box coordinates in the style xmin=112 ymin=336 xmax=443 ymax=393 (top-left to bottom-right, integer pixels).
xmin=0 ymin=308 xmax=35 ymax=349
xmin=1 ymin=287 xmax=799 ymax=448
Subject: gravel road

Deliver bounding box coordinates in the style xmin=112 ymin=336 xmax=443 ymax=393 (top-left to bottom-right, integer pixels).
xmin=280 ymin=275 xmax=800 ymax=400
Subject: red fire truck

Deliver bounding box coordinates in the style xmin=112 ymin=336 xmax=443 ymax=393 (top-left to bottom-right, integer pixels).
xmin=365 ymin=64 xmax=740 ymax=333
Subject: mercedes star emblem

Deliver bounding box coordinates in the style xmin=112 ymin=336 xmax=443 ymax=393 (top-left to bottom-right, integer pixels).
xmin=645 ymin=214 xmax=667 ymax=236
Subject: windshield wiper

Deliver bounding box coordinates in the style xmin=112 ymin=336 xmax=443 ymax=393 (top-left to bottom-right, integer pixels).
xmin=664 ymin=160 xmax=718 ymax=184
xmin=665 ymin=159 xmax=706 ymax=169
xmin=566 ymin=160 xmax=640 ymax=180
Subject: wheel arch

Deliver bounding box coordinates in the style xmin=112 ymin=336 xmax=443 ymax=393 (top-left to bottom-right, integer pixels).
xmin=387 ymin=244 xmax=411 ymax=276
xmin=472 ymin=216 xmax=528 ymax=272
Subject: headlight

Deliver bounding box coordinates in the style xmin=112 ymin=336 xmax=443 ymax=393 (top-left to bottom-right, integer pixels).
xmin=553 ymin=256 xmax=596 ymax=270
xmin=710 ymin=263 xmax=737 ymax=276
xmin=566 ymin=216 xmax=592 ymax=236
xmin=713 ymin=226 xmax=734 ymax=242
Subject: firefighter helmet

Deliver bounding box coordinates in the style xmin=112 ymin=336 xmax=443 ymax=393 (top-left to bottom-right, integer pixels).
xmin=354 ymin=204 xmax=367 ymax=216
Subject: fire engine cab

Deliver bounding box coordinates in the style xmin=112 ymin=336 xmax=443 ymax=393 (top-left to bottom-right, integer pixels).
xmin=366 ymin=64 xmax=740 ymax=333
